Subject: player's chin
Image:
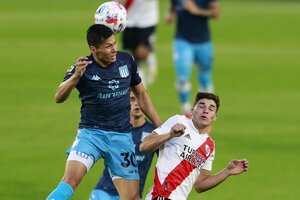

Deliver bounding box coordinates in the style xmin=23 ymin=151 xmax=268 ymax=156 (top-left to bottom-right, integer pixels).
xmin=110 ymin=56 xmax=117 ymax=63
xmin=198 ymin=119 xmax=211 ymax=126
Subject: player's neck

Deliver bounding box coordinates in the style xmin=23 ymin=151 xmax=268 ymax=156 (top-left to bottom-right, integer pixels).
xmin=131 ymin=117 xmax=146 ymax=128
xmin=94 ymin=57 xmax=111 ymax=68
xmin=193 ymin=121 xmax=211 ymax=134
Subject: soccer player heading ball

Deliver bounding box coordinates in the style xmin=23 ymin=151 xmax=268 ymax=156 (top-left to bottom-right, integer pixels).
xmin=94 ymin=1 xmax=127 ymax=34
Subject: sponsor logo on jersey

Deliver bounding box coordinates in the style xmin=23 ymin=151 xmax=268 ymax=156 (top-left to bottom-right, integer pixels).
xmin=180 ymin=144 xmax=206 ymax=170
xmin=184 ymin=133 xmax=191 ymax=140
xmin=108 ymin=79 xmax=119 ymax=90
xmin=91 ymin=75 xmax=101 ymax=81
xmin=119 ymin=65 xmax=129 ymax=78
xmin=97 ymin=88 xmax=129 ymax=99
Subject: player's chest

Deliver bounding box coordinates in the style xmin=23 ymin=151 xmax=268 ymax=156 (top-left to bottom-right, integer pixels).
xmin=80 ymin=66 xmax=132 ymax=90
xmin=170 ymin=131 xmax=211 ymax=158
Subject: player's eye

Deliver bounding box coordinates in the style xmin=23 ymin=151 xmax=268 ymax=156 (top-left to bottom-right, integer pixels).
xmin=198 ymin=104 xmax=205 ymax=108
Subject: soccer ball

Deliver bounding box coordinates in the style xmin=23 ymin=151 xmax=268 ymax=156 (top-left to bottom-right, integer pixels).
xmin=94 ymin=1 xmax=127 ymax=34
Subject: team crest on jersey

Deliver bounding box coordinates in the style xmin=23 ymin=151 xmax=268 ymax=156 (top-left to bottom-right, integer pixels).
xmin=119 ymin=65 xmax=129 ymax=78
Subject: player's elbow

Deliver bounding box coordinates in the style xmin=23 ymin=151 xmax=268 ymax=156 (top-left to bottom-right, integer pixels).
xmin=54 ymin=94 xmax=65 ymax=103
xmin=194 ymin=184 xmax=208 ymax=193
xmin=139 ymin=142 xmax=154 ymax=153
xmin=139 ymin=143 xmax=148 ymax=153
xmin=55 ymin=98 xmax=64 ymax=104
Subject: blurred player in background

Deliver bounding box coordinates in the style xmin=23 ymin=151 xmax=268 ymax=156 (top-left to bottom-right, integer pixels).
xmin=121 ymin=0 xmax=159 ymax=86
xmin=46 ymin=24 xmax=161 ymax=200
xmin=89 ymin=91 xmax=156 ymax=200
xmin=165 ymin=0 xmax=220 ymax=115
xmin=140 ymin=92 xmax=249 ymax=200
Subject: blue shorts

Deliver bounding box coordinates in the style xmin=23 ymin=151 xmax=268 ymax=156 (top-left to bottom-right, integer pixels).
xmin=67 ymin=128 xmax=139 ymax=180
xmin=89 ymin=189 xmax=120 ymax=200
xmin=173 ymin=38 xmax=213 ymax=80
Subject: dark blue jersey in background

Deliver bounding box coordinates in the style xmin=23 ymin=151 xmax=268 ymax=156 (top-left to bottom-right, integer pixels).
xmin=63 ymin=51 xmax=141 ymax=132
xmin=94 ymin=120 xmax=155 ymax=198
xmin=172 ymin=0 xmax=216 ymax=43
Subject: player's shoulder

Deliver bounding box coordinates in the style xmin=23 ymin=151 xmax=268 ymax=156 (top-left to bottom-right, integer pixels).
xmin=117 ymin=51 xmax=134 ymax=61
xmin=172 ymin=114 xmax=189 ymax=121
xmin=163 ymin=114 xmax=189 ymax=126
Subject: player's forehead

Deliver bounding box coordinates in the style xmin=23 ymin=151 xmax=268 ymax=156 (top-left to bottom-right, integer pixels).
xmin=197 ymin=98 xmax=216 ymax=107
xmin=101 ymin=35 xmax=115 ymax=46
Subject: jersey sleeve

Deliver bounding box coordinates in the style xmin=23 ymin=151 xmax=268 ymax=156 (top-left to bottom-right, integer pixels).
xmin=129 ymin=55 xmax=142 ymax=86
xmin=62 ymin=64 xmax=81 ymax=86
xmin=154 ymin=115 xmax=180 ymax=135
xmin=201 ymin=147 xmax=215 ymax=171
xmin=63 ymin=65 xmax=76 ymax=81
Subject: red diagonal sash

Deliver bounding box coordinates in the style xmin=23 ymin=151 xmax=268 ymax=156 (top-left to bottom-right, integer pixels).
xmin=151 ymin=137 xmax=214 ymax=199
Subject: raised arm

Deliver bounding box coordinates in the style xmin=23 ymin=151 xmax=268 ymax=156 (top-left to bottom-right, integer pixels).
xmin=140 ymin=123 xmax=186 ymax=152
xmin=55 ymin=57 xmax=92 ymax=103
xmin=184 ymin=0 xmax=220 ymax=19
xmin=194 ymin=159 xmax=249 ymax=193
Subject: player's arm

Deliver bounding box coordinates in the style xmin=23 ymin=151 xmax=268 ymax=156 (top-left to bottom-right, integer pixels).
xmin=165 ymin=0 xmax=176 ymax=25
xmin=184 ymin=0 xmax=220 ymax=19
xmin=194 ymin=159 xmax=249 ymax=193
xmin=140 ymin=123 xmax=186 ymax=152
xmin=55 ymin=57 xmax=92 ymax=103
xmin=131 ymin=83 xmax=161 ymax=128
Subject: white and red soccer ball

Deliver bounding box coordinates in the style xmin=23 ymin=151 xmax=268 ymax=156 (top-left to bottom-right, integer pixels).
xmin=94 ymin=1 xmax=127 ymax=34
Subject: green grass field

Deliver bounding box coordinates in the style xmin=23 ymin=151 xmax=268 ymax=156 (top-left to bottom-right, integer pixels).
xmin=1 ymin=0 xmax=300 ymax=199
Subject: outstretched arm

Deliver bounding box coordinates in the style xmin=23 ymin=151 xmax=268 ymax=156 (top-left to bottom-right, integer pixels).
xmin=55 ymin=57 xmax=92 ymax=103
xmin=140 ymin=123 xmax=186 ymax=152
xmin=194 ymin=159 xmax=249 ymax=193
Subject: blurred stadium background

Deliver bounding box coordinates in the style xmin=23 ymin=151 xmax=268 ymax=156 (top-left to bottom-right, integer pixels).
xmin=0 ymin=0 xmax=299 ymax=199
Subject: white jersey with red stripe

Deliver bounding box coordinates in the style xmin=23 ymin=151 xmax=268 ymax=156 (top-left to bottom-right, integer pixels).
xmin=124 ymin=0 xmax=159 ymax=28
xmin=145 ymin=115 xmax=215 ymax=200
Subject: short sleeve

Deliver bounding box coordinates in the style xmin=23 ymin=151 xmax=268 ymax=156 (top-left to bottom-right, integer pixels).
xmin=154 ymin=115 xmax=181 ymax=135
xmin=129 ymin=55 xmax=142 ymax=86
xmin=63 ymin=65 xmax=76 ymax=82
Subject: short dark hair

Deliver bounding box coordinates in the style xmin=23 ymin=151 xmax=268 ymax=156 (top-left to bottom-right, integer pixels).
xmin=193 ymin=92 xmax=220 ymax=112
xmin=86 ymin=24 xmax=113 ymax=48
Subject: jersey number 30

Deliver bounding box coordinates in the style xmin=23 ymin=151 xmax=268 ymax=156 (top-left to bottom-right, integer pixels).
xmin=120 ymin=152 xmax=137 ymax=168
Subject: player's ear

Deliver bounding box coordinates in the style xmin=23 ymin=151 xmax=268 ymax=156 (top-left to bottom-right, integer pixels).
xmin=213 ymin=114 xmax=217 ymax=121
xmin=191 ymin=105 xmax=195 ymax=111
xmin=90 ymin=46 xmax=96 ymax=53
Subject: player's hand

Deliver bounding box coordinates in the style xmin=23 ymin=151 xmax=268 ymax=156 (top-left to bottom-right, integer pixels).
xmin=170 ymin=123 xmax=186 ymax=138
xmin=226 ymin=159 xmax=249 ymax=175
xmin=184 ymin=0 xmax=200 ymax=15
xmin=164 ymin=12 xmax=175 ymax=25
xmin=74 ymin=56 xmax=92 ymax=79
